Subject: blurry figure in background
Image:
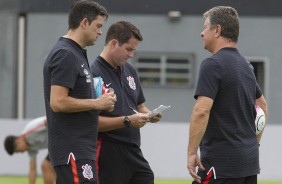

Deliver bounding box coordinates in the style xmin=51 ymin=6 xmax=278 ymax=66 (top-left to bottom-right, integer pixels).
xmin=4 ymin=116 xmax=55 ymax=184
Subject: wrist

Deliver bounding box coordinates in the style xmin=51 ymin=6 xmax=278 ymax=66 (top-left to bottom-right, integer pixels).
xmin=123 ymin=116 xmax=131 ymax=127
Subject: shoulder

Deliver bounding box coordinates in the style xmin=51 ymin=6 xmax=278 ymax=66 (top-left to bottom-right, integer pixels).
xmin=90 ymin=57 xmax=103 ymax=74
xmin=90 ymin=56 xmax=102 ymax=67
xmin=200 ymin=57 xmax=220 ymax=71
xmin=48 ymin=38 xmax=79 ymax=61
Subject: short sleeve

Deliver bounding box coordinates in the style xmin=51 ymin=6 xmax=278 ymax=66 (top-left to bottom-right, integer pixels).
xmin=28 ymin=149 xmax=38 ymax=158
xmin=194 ymin=58 xmax=221 ymax=100
xmin=49 ymin=49 xmax=78 ymax=89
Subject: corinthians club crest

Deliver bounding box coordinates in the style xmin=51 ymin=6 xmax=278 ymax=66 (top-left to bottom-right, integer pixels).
xmin=127 ymin=76 xmax=136 ymax=90
xmin=82 ymin=164 xmax=93 ymax=180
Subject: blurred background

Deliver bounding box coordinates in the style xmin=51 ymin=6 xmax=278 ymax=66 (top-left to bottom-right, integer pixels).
xmin=0 ymin=0 xmax=281 ymax=180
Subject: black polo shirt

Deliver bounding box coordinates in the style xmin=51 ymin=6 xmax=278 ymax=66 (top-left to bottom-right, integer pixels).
xmin=195 ymin=48 xmax=262 ymax=178
xmin=43 ymin=37 xmax=98 ymax=166
xmin=90 ymin=56 xmax=145 ymax=147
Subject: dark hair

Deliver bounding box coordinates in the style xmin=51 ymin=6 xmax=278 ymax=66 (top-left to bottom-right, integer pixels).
xmin=4 ymin=135 xmax=17 ymax=155
xmin=204 ymin=6 xmax=239 ymax=43
xmin=68 ymin=0 xmax=108 ymax=30
xmin=105 ymin=21 xmax=143 ymax=46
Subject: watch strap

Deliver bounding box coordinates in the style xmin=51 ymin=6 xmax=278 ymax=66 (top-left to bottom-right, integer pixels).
xmin=123 ymin=116 xmax=131 ymax=127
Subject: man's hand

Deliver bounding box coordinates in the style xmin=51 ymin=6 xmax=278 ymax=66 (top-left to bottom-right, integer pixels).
xmin=149 ymin=113 xmax=162 ymax=123
xmin=97 ymin=92 xmax=117 ymax=112
xmin=128 ymin=113 xmax=149 ymax=128
xmin=187 ymin=154 xmax=205 ymax=183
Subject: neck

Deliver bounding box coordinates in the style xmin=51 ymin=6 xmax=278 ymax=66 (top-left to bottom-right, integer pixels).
xmin=64 ymin=30 xmax=85 ymax=48
xmin=100 ymin=49 xmax=118 ymax=69
xmin=212 ymin=39 xmax=237 ymax=54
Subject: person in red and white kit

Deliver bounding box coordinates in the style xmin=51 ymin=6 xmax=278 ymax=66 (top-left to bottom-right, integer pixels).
xmin=4 ymin=116 xmax=55 ymax=184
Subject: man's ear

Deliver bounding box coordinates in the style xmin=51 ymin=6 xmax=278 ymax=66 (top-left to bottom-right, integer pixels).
xmin=109 ymin=39 xmax=119 ymax=48
xmin=80 ymin=18 xmax=89 ymax=28
xmin=214 ymin=24 xmax=221 ymax=38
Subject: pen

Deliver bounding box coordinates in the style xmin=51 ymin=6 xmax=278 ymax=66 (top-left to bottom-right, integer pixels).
xmin=132 ymin=109 xmax=139 ymax=114
xmin=129 ymin=107 xmax=139 ymax=114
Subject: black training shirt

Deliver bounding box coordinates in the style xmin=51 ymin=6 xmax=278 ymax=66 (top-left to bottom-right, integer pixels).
xmin=43 ymin=37 xmax=98 ymax=166
xmin=195 ymin=48 xmax=262 ymax=178
xmin=90 ymin=56 xmax=145 ymax=147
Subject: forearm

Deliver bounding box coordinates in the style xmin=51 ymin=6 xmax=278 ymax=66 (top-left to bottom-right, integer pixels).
xmin=98 ymin=116 xmax=125 ymax=132
xmin=51 ymin=96 xmax=99 ymax=113
xmin=188 ymin=107 xmax=209 ymax=156
xmin=50 ymin=85 xmax=116 ymax=113
xmin=98 ymin=112 xmax=150 ymax=131
xmin=137 ymin=104 xmax=151 ymax=114
xmin=50 ymin=85 xmax=103 ymax=113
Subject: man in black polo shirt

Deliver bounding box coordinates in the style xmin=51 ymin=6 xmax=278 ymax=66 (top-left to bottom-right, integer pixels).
xmin=90 ymin=21 xmax=162 ymax=184
xmin=187 ymin=6 xmax=268 ymax=184
xmin=43 ymin=1 xmax=116 ymax=183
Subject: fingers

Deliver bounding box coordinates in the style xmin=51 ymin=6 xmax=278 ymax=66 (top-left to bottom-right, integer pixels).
xmin=198 ymin=163 xmax=205 ymax=171
xmin=189 ymin=170 xmax=201 ymax=183
xmin=188 ymin=166 xmax=201 ymax=183
xmin=106 ymin=95 xmax=116 ymax=112
xmin=97 ymin=93 xmax=117 ymax=111
xmin=187 ymin=154 xmax=203 ymax=183
xmin=129 ymin=113 xmax=149 ymax=128
xmin=149 ymin=113 xmax=162 ymax=123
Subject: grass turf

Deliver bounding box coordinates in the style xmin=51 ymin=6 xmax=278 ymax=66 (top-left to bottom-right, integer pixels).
xmin=0 ymin=176 xmax=281 ymax=184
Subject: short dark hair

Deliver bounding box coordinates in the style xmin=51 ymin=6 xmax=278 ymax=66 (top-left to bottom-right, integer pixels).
xmin=204 ymin=6 xmax=239 ymax=43
xmin=68 ymin=0 xmax=108 ymax=30
xmin=105 ymin=21 xmax=143 ymax=46
xmin=4 ymin=135 xmax=17 ymax=155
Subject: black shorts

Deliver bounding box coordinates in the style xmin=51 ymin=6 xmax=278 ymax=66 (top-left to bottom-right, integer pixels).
xmin=54 ymin=153 xmax=97 ymax=184
xmin=193 ymin=166 xmax=257 ymax=184
xmin=96 ymin=138 xmax=154 ymax=184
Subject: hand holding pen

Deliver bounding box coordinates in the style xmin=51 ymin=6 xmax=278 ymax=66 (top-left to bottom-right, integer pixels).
xmin=128 ymin=107 xmax=149 ymax=128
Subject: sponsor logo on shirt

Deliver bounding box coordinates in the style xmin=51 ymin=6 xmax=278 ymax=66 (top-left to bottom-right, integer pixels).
xmin=84 ymin=69 xmax=91 ymax=83
xmin=105 ymin=82 xmax=111 ymax=87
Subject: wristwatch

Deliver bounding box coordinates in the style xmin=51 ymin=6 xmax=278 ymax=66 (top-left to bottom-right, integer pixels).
xmin=123 ymin=116 xmax=131 ymax=127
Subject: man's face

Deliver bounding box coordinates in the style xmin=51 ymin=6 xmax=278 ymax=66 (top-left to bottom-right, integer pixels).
xmin=85 ymin=15 xmax=105 ymax=47
xmin=14 ymin=137 xmax=28 ymax=153
xmin=112 ymin=37 xmax=139 ymax=67
xmin=200 ymin=18 xmax=216 ymax=53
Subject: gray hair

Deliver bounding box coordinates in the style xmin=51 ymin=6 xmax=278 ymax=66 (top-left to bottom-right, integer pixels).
xmin=204 ymin=6 xmax=239 ymax=42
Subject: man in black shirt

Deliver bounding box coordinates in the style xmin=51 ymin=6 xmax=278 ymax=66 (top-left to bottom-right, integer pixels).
xmin=43 ymin=1 xmax=116 ymax=183
xmin=187 ymin=6 xmax=268 ymax=184
xmin=90 ymin=21 xmax=162 ymax=184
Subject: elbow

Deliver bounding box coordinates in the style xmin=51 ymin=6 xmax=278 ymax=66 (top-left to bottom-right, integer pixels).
xmin=50 ymin=103 xmax=60 ymax=112
xmin=197 ymin=111 xmax=209 ymax=120
xmin=194 ymin=106 xmax=210 ymax=119
xmin=50 ymin=100 xmax=65 ymax=112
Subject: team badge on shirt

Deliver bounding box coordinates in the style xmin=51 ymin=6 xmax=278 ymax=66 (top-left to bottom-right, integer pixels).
xmin=127 ymin=76 xmax=136 ymax=90
xmin=82 ymin=164 xmax=93 ymax=180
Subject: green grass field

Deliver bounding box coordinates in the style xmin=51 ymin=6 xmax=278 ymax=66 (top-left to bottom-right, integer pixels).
xmin=0 ymin=176 xmax=281 ymax=184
